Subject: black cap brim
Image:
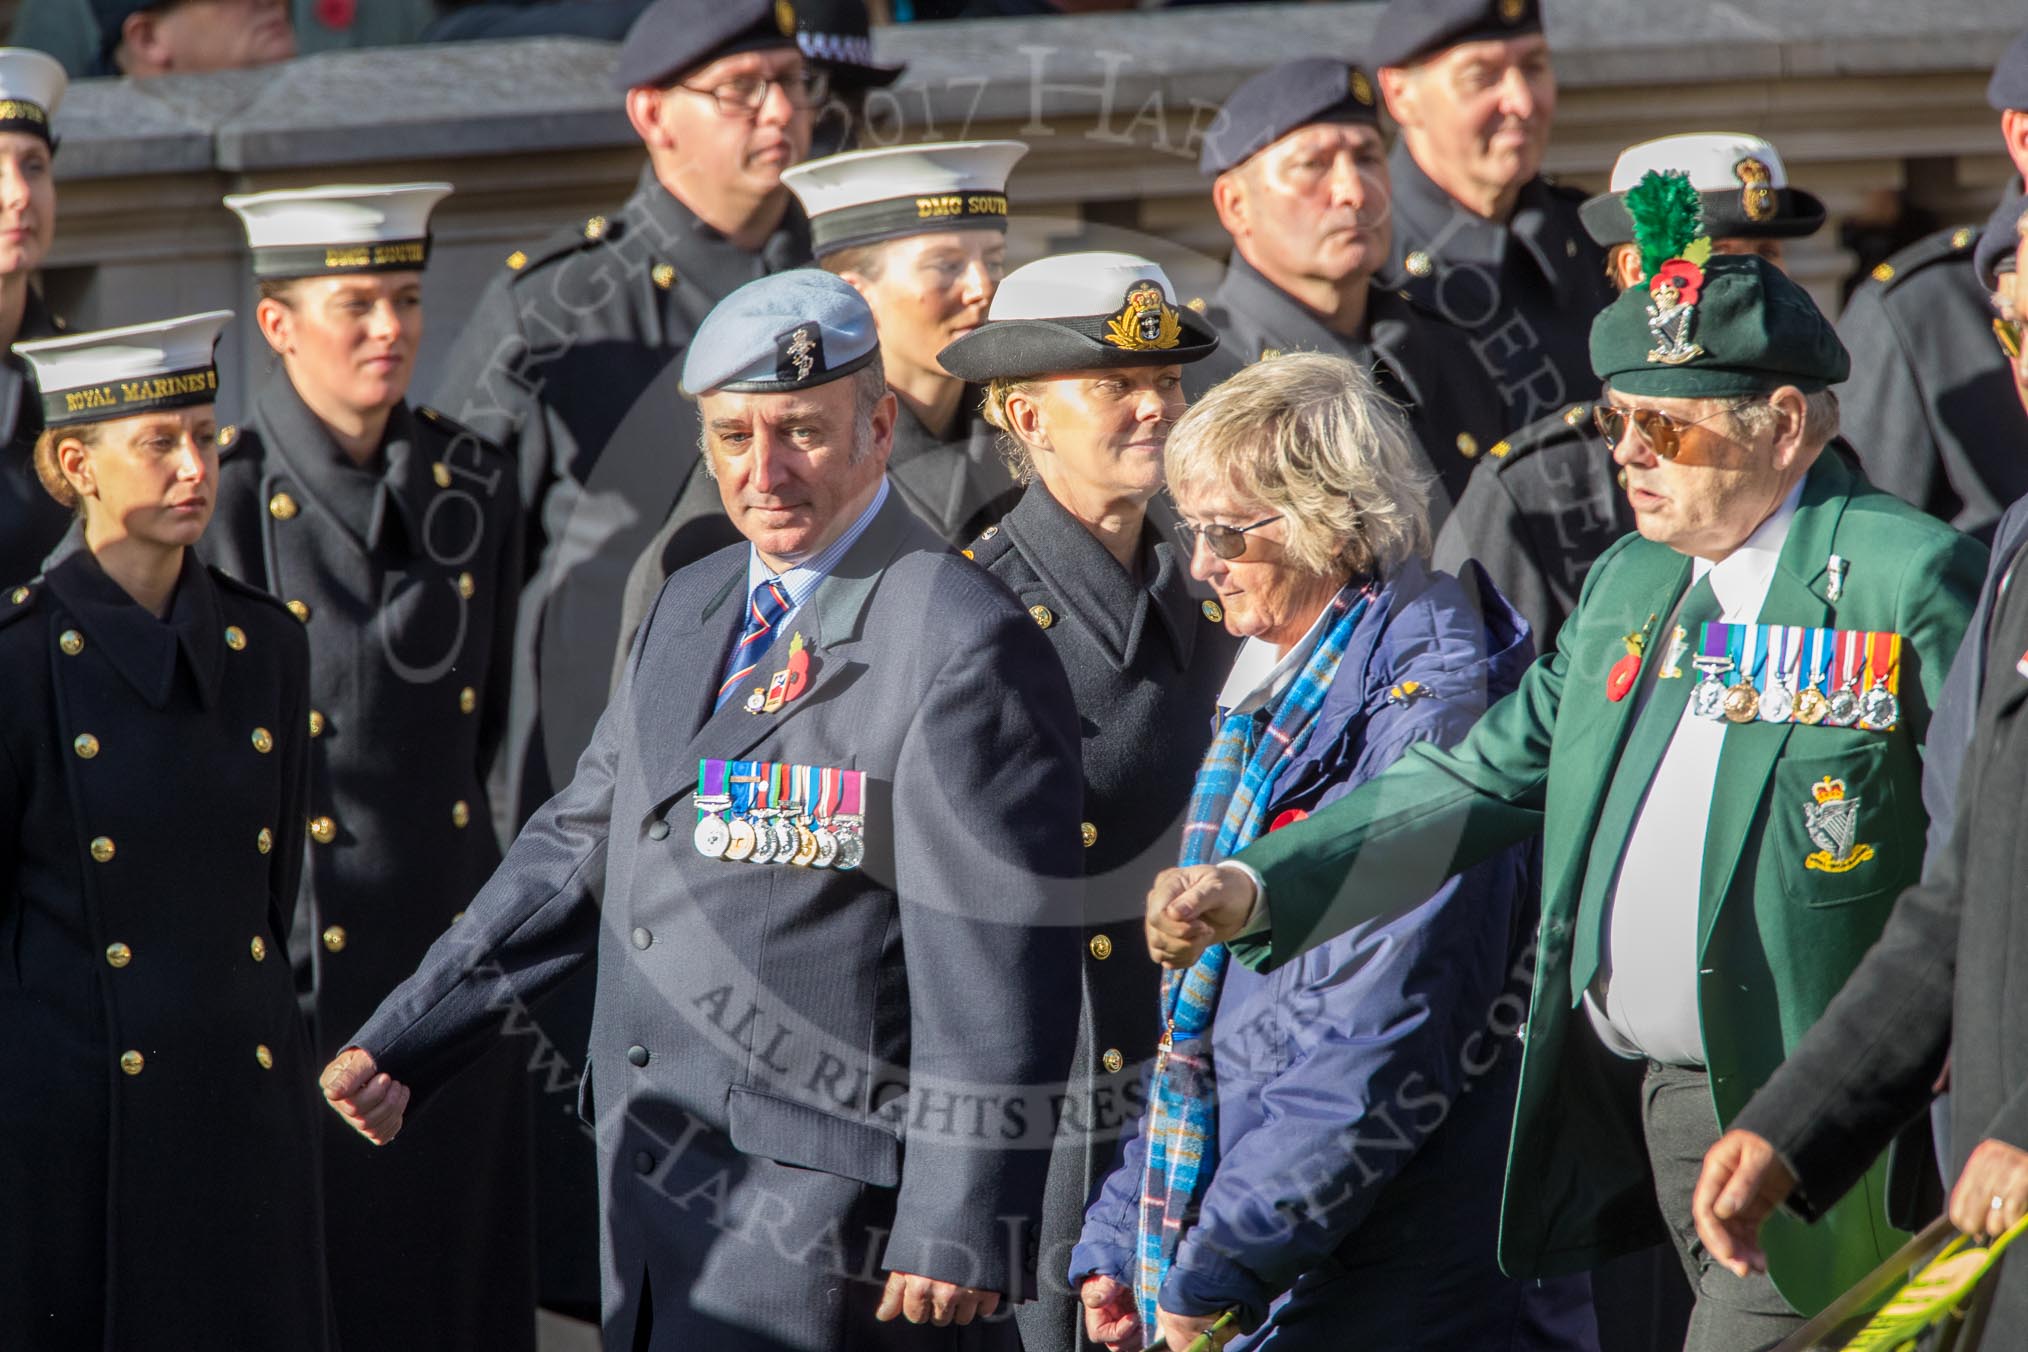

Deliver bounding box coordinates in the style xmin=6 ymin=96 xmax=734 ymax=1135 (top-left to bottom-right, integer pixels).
xmin=823 ymin=61 xmax=905 ymax=89
xmin=1579 ymin=186 xmax=1827 ymax=247
xmin=937 ymin=311 xmax=1221 ymax=383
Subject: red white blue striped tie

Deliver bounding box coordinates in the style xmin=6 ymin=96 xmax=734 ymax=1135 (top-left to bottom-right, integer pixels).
xmin=715 ymin=580 xmax=791 ymax=710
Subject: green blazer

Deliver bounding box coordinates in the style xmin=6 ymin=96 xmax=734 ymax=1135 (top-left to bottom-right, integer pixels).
xmin=1232 ymin=451 xmax=1984 ymax=1315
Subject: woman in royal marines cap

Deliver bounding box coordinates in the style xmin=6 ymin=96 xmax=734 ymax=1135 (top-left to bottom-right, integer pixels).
xmin=204 ymin=183 xmax=536 ymax=1352
xmin=0 ymin=310 xmax=335 ymax=1350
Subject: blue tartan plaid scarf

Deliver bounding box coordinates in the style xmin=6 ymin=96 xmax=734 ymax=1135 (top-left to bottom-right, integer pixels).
xmin=1134 ymin=584 xmax=1371 ymax=1329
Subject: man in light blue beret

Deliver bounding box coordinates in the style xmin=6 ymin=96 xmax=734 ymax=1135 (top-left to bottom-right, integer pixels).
xmin=326 ymin=269 xmax=1087 ymax=1352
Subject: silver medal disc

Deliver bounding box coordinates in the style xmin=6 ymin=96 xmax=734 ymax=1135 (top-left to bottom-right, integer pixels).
xmin=812 ymin=826 xmax=839 ymax=868
xmin=748 ymin=814 xmax=778 ymax=864
xmin=834 ymin=832 xmax=864 ymax=872
xmin=773 ymin=817 xmax=800 ymax=859
xmin=694 ymin=815 xmax=730 ymax=859
xmin=1692 ymin=678 xmax=1726 ymax=721
xmin=1861 ymin=686 xmax=1899 ymax=729
xmin=1826 ymin=688 xmax=1862 ymax=728
xmin=1759 ymin=682 xmax=1794 ymax=724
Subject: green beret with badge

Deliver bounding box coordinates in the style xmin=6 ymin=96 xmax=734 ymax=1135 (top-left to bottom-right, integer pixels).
xmin=1589 ymin=170 xmax=1851 ymax=398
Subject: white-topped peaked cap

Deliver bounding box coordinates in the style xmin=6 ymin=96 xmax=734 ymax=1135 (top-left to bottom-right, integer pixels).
xmin=1580 ymin=132 xmax=1825 ymax=245
xmin=17 ymin=310 xmax=234 ymax=428
xmin=223 ymin=182 xmax=452 ymax=279
xmin=0 ymin=48 xmax=67 ymax=142
xmin=937 ymin=251 xmax=1220 ymax=381
xmin=783 ymin=140 xmax=1028 ymax=256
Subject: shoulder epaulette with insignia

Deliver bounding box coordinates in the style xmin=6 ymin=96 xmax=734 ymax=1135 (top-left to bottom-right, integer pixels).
xmin=1867 ymin=225 xmax=1981 ymax=294
xmin=1487 ymin=405 xmax=1598 ymax=476
xmin=414 ymin=404 xmax=508 ymax=458
xmin=963 ymin=521 xmax=1016 ymax=570
xmin=0 ymin=579 xmax=39 ymax=631
xmin=209 ymin=567 xmax=301 ymax=622
xmin=499 ymin=212 xmax=629 ymax=281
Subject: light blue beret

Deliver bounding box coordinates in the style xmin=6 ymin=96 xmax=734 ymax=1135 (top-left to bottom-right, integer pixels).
xmin=680 ymin=269 xmax=880 ymax=398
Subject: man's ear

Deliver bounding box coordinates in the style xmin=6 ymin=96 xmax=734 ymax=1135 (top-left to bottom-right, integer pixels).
xmin=1377 ymin=65 xmax=1420 ymax=130
xmin=1211 ymin=170 xmax=1249 ymax=242
xmin=625 ymin=86 xmax=675 ymax=154
xmin=119 ymin=11 xmax=169 ymax=75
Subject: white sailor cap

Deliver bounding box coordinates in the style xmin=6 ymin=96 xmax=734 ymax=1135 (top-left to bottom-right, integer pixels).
xmin=783 ymin=140 xmax=1028 ymax=258
xmin=17 ymin=310 xmax=234 ymax=429
xmin=223 ymin=182 xmax=452 ymax=280
xmin=1581 ymin=133 xmax=1825 ymax=244
xmin=937 ymin=251 xmax=1220 ymax=381
xmin=682 ymin=269 xmax=880 ymax=397
xmin=0 ymin=48 xmax=66 ymax=144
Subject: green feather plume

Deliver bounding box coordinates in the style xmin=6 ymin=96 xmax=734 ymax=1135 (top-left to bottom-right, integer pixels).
xmin=1624 ymin=170 xmax=1705 ymax=280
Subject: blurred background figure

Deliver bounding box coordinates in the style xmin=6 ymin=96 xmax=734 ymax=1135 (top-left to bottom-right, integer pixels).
xmin=0 ymin=48 xmax=65 ymax=587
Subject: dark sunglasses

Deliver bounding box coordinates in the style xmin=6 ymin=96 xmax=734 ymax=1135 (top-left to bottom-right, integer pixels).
xmin=1592 ymin=404 xmax=1733 ymax=461
xmin=1173 ymin=515 xmax=1283 ymax=560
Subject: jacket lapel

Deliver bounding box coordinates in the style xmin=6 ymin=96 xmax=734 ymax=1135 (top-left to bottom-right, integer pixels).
xmin=1696 ymin=459 xmax=1850 ymax=950
xmin=649 ymin=494 xmax=914 ymax=807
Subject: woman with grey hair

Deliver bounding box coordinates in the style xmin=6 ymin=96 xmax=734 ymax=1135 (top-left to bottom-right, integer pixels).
xmin=1071 ymin=352 xmax=1597 ymax=1351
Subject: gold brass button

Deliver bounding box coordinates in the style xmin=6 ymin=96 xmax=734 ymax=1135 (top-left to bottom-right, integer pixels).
xmin=1080 ymin=821 xmax=1098 ymax=849
xmin=452 ymin=910 xmax=466 ymax=924
xmin=119 ymin=1050 xmax=144 ymax=1076
xmin=1100 ymin=1048 xmax=1125 ymax=1074
xmin=309 ymin=816 xmax=337 ymax=845
xmin=1871 ymin=261 xmax=1895 ymax=284
xmin=308 ymin=709 xmax=326 ymax=737
xmin=431 ymin=461 xmax=452 ymax=488
xmin=506 ymin=249 xmax=528 ymax=271
xmin=1258 ymin=347 xmax=1283 ymax=362
xmin=59 ymin=629 xmax=83 ymax=655
xmin=255 ymin=1044 xmax=273 ymax=1070
xmin=250 ymin=935 xmax=267 ymax=962
xmin=1953 ymin=227 xmax=1974 ymax=250
xmin=73 ymin=733 xmax=99 ymax=759
xmin=456 ymin=572 xmax=476 ymax=599
xmin=1201 ymin=599 xmax=1224 ymax=623
xmin=89 ymin=836 xmax=115 ymax=863
xmin=322 ymin=925 xmax=347 ymax=953
xmin=268 ymin=492 xmax=298 ymax=520
xmin=451 ymin=800 xmax=471 ymax=829
xmin=1089 ymin=933 xmax=1113 ymax=960
xmin=1405 ymin=250 xmax=1434 ymax=278
xmin=9 ymin=585 xmax=26 ymax=604
xmin=1029 ymin=604 xmax=1054 ymax=629
xmin=584 ymin=215 xmax=607 ymax=240
xmin=458 ymin=687 xmax=476 ymax=714
xmin=286 ymin=599 xmax=310 ymax=623
xmin=217 ymin=424 xmax=237 ymax=448
xmin=653 ymin=263 xmax=676 ymax=290
xmin=256 ymin=827 xmax=274 ymax=855
xmin=250 ymin=726 xmax=273 ymax=754
xmin=105 ymin=942 xmax=131 ymax=968
xmin=1457 ymin=433 xmax=1480 ymax=459
xmin=225 ymin=625 xmax=246 ymax=651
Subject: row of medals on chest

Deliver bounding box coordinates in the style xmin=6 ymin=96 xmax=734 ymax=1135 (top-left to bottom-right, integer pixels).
xmin=693 ymin=789 xmax=864 ymax=870
xmin=1682 ymin=629 xmax=1898 ymax=728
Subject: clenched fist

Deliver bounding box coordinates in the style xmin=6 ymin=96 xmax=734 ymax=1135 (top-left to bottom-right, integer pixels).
xmin=321 ymin=1046 xmax=410 ymax=1145
xmin=1145 ymin=864 xmax=1257 ymax=968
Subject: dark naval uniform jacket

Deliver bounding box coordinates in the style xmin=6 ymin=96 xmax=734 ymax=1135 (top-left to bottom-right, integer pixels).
xmin=0 ymin=291 xmax=70 ymax=585
xmin=0 ymin=528 xmax=330 ymax=1351
xmin=1381 ymin=143 xmax=1613 ymax=430
xmin=967 ymin=484 xmax=1238 ymax=1352
xmin=200 ymin=371 xmax=536 ymax=1352
xmin=1734 ymin=529 xmax=2028 ymax=1337
xmin=352 ymin=491 xmax=1086 ymax=1352
xmin=1432 ymin=399 xmax=1629 ymax=647
xmin=1195 ymin=255 xmax=1511 ymax=516
xmin=1835 ymin=223 xmax=2028 ymax=541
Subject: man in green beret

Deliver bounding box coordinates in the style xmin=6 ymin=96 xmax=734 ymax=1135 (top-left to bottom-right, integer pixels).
xmin=1140 ymin=173 xmax=1986 ymax=1351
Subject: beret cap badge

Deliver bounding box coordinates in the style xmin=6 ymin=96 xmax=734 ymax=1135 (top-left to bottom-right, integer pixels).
xmin=779 ymin=324 xmax=821 ymax=382
xmin=1498 ymin=0 xmax=1526 ymax=22
xmin=1349 ymin=69 xmax=1374 ymax=105
xmin=775 ymin=0 xmax=796 ymax=36
xmin=1103 ymin=281 xmax=1182 ymax=352
xmin=1626 ymin=170 xmax=1712 ymax=367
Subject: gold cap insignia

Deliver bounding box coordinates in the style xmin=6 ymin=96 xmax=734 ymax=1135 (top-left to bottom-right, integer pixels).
xmin=1349 ymin=69 xmax=1374 ymax=106
xmin=775 ymin=0 xmax=796 ymax=36
xmin=1734 ymin=157 xmax=1776 ymax=224
xmin=1498 ymin=0 xmax=1526 ymax=22
xmin=1102 ymin=281 xmax=1182 ymax=352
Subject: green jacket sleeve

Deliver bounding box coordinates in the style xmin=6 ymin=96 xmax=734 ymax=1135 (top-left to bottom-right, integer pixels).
xmin=1230 ymin=618 xmax=1564 ymax=972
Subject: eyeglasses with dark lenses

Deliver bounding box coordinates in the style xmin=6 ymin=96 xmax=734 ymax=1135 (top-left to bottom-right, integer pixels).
xmin=681 ymin=67 xmax=832 ymax=115
xmin=1591 ymin=404 xmax=1734 ymax=461
xmin=1173 ymin=515 xmax=1284 ymax=560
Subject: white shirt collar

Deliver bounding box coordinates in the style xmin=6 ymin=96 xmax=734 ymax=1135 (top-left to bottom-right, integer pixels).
xmin=1692 ymin=477 xmax=1805 ymax=621
xmin=1216 ymin=600 xmax=1337 ymax=716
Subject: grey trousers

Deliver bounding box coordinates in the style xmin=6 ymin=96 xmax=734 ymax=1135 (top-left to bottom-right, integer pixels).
xmin=1641 ymin=1062 xmax=1805 ymax=1352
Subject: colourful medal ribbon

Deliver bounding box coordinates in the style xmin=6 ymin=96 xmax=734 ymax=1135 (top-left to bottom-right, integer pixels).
xmin=1726 ymin=622 xmax=1747 ymax=675
xmin=700 ymin=758 xmax=727 ymax=806
xmin=729 ymin=760 xmax=756 ymax=816
xmin=772 ymin=760 xmax=789 ymax=809
xmin=1867 ymin=631 xmax=1897 ymax=694
xmin=820 ymin=766 xmax=839 ymax=824
xmin=842 ymin=770 xmax=863 ymax=820
xmin=1808 ymin=627 xmax=1832 ymax=689
xmin=1700 ymin=621 xmax=1729 ymax=665
xmin=1840 ymin=629 xmax=1863 ymax=691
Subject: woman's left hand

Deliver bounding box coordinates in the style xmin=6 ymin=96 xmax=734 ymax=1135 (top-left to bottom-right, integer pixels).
xmin=1950 ymin=1139 xmax=2028 ymax=1237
